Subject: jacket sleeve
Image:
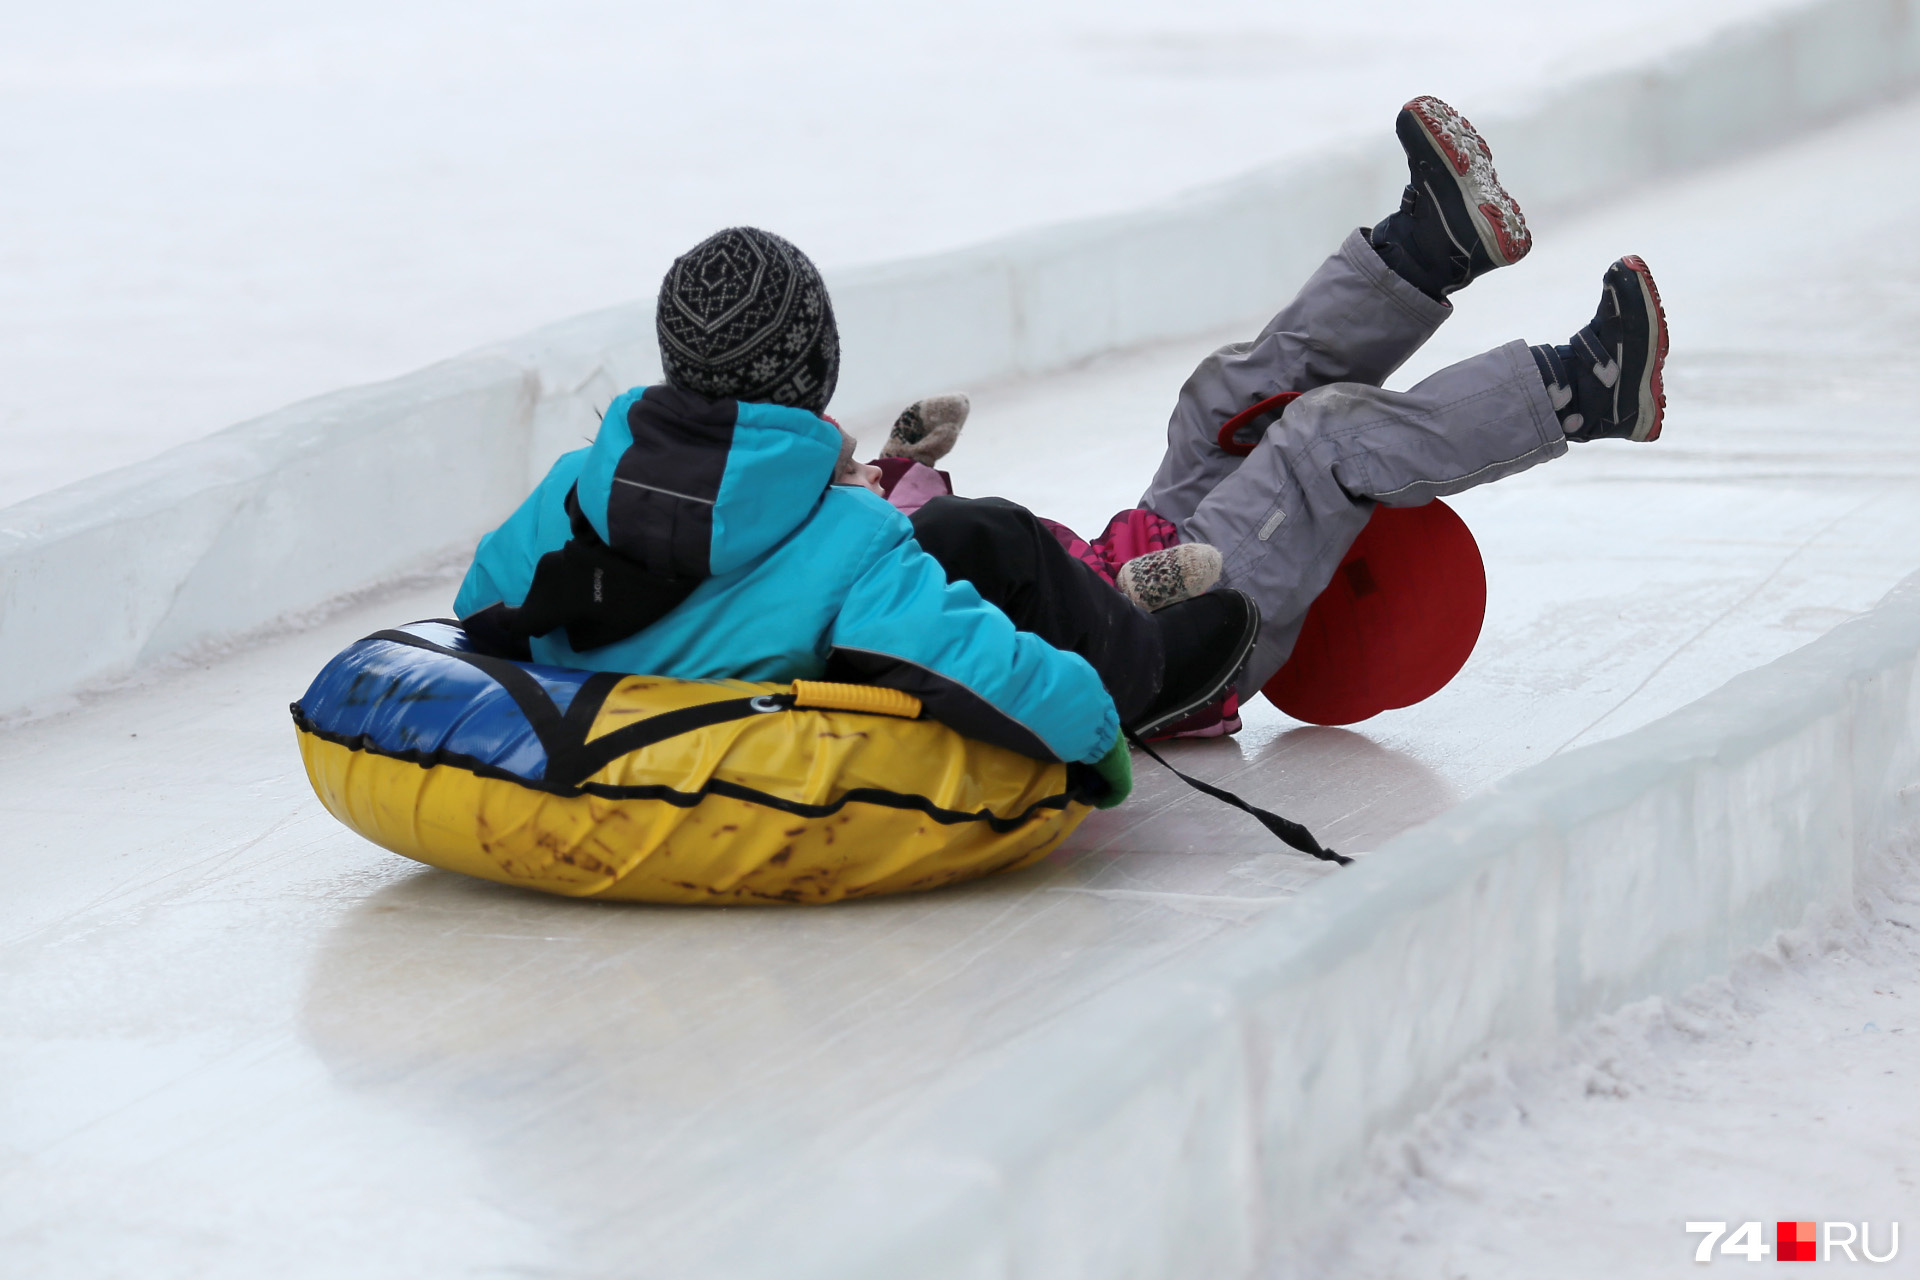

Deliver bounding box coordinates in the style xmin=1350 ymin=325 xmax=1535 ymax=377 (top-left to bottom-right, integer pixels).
xmin=454 ymin=450 xmax=588 ymax=620
xmin=826 ymin=515 xmax=1119 ymax=764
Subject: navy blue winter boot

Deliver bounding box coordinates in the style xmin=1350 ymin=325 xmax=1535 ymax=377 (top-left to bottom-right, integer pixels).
xmin=1532 ymin=256 xmax=1670 ymax=442
xmin=1127 ymin=589 xmax=1259 ymax=740
xmin=1369 ymin=95 xmax=1532 ymax=301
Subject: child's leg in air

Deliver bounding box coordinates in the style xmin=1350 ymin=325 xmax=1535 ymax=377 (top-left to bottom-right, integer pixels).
xmin=1141 ymin=98 xmax=1668 ymax=696
xmin=1192 ymin=339 xmax=1561 ymax=694
xmin=1141 ymin=231 xmax=1452 ymax=529
xmin=1187 ymin=259 xmax=1665 ymax=695
xmin=1141 ymin=96 xmax=1531 ymax=530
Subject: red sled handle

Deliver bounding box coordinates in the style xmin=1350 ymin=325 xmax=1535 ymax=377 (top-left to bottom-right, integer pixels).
xmin=1216 ymin=391 xmax=1303 ymax=457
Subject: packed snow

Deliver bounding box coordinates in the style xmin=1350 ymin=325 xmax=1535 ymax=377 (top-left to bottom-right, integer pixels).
xmin=1296 ymin=844 xmax=1920 ymax=1279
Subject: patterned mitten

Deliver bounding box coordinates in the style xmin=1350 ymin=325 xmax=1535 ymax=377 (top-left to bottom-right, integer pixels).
xmin=1116 ymin=544 xmax=1223 ymax=613
xmin=880 ymin=393 xmax=969 ymax=465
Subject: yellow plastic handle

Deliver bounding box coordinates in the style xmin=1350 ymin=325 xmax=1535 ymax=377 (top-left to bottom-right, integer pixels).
xmin=789 ymin=681 xmax=924 ymax=719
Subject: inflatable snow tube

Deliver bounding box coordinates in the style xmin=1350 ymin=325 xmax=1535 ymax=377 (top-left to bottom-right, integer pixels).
xmin=291 ymin=621 xmax=1099 ymax=904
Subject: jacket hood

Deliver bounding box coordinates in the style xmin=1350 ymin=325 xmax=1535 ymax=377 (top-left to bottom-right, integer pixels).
xmin=574 ymin=384 xmax=841 ymax=580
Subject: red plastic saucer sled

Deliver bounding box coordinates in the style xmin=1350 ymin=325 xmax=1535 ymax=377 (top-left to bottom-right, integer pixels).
xmin=1261 ymin=499 xmax=1486 ymax=727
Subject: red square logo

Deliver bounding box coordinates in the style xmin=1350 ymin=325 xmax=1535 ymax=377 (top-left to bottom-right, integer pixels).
xmin=1778 ymin=1221 xmax=1818 ymax=1262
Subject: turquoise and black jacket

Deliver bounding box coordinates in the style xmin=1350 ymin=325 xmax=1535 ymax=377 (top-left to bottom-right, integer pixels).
xmin=454 ymin=384 xmax=1118 ymax=764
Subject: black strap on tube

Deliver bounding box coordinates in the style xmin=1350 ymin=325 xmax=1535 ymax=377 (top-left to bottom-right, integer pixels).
xmin=1127 ymin=732 xmax=1351 ymax=866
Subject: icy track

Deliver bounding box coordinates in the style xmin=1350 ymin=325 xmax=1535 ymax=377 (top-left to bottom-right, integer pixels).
xmin=0 ymin=0 xmax=1805 ymax=509
xmin=6 ymin=86 xmax=1920 ymax=1280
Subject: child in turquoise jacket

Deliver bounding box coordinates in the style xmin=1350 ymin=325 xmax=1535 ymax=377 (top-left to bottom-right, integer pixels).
xmin=455 ymin=228 xmax=1258 ymax=793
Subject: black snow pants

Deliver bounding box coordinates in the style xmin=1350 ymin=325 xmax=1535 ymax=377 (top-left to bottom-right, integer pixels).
xmin=908 ymin=495 xmax=1163 ymax=726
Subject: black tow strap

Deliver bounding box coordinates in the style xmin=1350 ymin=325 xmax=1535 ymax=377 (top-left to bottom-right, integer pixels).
xmin=1127 ymin=733 xmax=1351 ymax=866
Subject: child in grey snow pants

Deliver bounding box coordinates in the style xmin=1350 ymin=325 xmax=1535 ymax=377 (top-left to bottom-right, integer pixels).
xmin=883 ymin=95 xmax=1670 ymax=731
xmin=1138 ymin=95 xmax=1669 ymax=698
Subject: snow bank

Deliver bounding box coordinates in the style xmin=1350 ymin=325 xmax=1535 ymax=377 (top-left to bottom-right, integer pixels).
xmin=699 ymin=571 xmax=1920 ymax=1280
xmin=3 ymin=0 xmax=1916 ymax=717
xmin=0 ymin=357 xmax=532 ymax=714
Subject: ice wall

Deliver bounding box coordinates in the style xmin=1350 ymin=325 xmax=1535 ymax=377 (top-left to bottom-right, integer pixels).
xmin=689 ymin=570 xmax=1920 ymax=1278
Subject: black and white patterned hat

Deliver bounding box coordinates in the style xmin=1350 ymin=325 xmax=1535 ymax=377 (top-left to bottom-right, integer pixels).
xmin=655 ymin=227 xmax=840 ymax=413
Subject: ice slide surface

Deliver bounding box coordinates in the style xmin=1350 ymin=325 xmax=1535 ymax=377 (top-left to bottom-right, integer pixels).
xmin=5 ymin=95 xmax=1920 ymax=1277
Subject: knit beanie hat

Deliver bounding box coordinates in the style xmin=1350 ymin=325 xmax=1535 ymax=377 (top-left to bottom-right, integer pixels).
xmin=655 ymin=227 xmax=840 ymax=413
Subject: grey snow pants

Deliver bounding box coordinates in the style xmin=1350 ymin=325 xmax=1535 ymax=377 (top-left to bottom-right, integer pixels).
xmin=1139 ymin=228 xmax=1568 ymax=697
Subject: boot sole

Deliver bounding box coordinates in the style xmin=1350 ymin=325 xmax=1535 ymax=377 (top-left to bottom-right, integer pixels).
xmin=1616 ymin=255 xmax=1670 ymax=442
xmin=1129 ymin=590 xmax=1261 ymax=740
xmin=1400 ymin=96 xmax=1532 ymax=268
